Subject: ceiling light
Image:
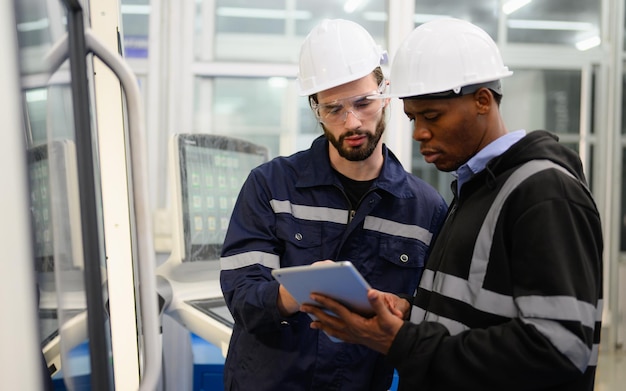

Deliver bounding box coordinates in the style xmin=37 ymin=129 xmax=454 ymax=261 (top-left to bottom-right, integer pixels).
xmin=216 ymin=7 xmax=311 ymax=20
xmin=26 ymin=89 xmax=47 ymax=103
xmin=268 ymin=77 xmax=288 ymax=88
xmin=576 ymin=36 xmax=601 ymax=51
xmin=344 ymin=0 xmax=366 ymax=14
xmin=363 ymin=12 xmax=387 ymax=22
xmin=17 ymin=18 xmax=49 ymax=32
xmin=414 ymin=14 xmax=452 ymax=24
xmin=502 ymin=0 xmax=532 ymax=15
xmin=507 ymin=20 xmax=594 ymax=31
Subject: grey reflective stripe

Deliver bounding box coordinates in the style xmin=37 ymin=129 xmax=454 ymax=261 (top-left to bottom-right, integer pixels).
xmin=465 ymin=160 xmax=575 ymax=316
xmin=270 ymin=199 xmax=348 ymax=224
xmin=588 ymin=344 xmax=599 ymax=366
xmin=419 ymin=268 xmax=435 ymax=290
xmin=220 ymin=251 xmax=280 ymax=270
xmin=521 ymin=318 xmax=590 ymax=372
xmin=425 ymin=312 xmax=468 ymax=335
xmin=409 ymin=305 xmax=426 ymax=323
xmin=417 ymin=161 xmax=591 ymax=333
xmin=517 ymin=295 xmax=596 ymax=328
xmin=588 ymin=298 xmax=603 ymax=366
xmin=364 ymin=216 xmax=433 ymax=245
xmin=595 ymin=299 xmax=604 ymax=322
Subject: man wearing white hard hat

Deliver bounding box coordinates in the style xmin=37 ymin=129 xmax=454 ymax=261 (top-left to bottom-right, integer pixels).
xmin=302 ymin=18 xmax=603 ymax=391
xmin=219 ymin=18 xmax=447 ymax=390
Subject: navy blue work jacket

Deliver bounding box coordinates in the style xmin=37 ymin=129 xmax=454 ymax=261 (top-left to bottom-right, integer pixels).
xmin=220 ymin=135 xmax=447 ymax=391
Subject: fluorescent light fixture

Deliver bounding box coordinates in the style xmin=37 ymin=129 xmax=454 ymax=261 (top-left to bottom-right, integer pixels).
xmin=17 ymin=18 xmax=49 ymax=32
xmin=507 ymin=19 xmax=594 ymax=31
xmin=414 ymin=14 xmax=451 ymax=24
xmin=344 ymin=0 xmax=366 ymax=14
xmin=121 ymin=5 xmax=151 ymax=15
xmin=576 ymin=35 xmax=601 ymax=51
xmin=268 ymin=77 xmax=288 ymax=88
xmin=502 ymin=0 xmax=532 ymax=15
xmin=363 ymin=12 xmax=387 ymax=22
xmin=216 ymin=7 xmax=311 ymax=20
xmin=26 ymin=89 xmax=47 ymax=103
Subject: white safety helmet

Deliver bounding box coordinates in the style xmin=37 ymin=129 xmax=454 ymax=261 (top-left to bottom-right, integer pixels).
xmin=297 ymin=19 xmax=387 ymax=96
xmin=389 ymin=18 xmax=513 ymax=99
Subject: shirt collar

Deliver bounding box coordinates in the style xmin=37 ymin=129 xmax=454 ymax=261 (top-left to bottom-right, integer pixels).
xmin=455 ymin=130 xmax=526 ymax=194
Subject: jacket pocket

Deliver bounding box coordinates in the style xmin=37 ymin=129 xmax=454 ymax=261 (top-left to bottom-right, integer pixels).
xmin=276 ymin=217 xmax=324 ymax=265
xmin=364 ymin=236 xmax=428 ymax=294
xmin=379 ymin=236 xmax=427 ymax=269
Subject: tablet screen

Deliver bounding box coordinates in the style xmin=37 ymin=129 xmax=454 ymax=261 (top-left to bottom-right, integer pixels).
xmin=271 ymin=261 xmax=374 ymax=317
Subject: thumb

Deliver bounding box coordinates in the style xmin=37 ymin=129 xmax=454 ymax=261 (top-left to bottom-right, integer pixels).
xmin=368 ymin=289 xmax=390 ymax=315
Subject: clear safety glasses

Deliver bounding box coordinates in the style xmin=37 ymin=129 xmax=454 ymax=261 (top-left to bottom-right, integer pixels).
xmin=312 ymin=82 xmax=387 ymax=126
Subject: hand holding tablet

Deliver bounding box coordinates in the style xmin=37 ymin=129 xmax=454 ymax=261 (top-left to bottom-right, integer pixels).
xmin=272 ymin=261 xmax=374 ymax=320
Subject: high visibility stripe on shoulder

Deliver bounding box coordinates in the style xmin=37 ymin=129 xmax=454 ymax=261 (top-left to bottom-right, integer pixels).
xmin=419 ymin=160 xmax=577 ymax=320
xmin=364 ymin=216 xmax=433 ymax=245
xmin=416 ymin=160 xmax=599 ymax=371
xmin=467 ymin=159 xmax=575 ymax=298
xmin=220 ymin=251 xmax=280 ymax=270
xmin=270 ymin=199 xmax=349 ymax=224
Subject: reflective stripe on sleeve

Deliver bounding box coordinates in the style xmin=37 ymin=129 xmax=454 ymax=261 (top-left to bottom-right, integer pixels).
xmin=409 ymin=305 xmax=426 ymax=323
xmin=220 ymin=251 xmax=280 ymax=270
xmin=424 ymin=312 xmax=469 ymax=335
xmin=517 ymin=295 xmax=597 ymax=328
xmin=521 ymin=317 xmax=591 ymax=372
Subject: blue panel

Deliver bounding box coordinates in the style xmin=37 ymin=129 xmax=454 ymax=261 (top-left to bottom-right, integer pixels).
xmin=192 ymin=334 xmax=225 ymax=390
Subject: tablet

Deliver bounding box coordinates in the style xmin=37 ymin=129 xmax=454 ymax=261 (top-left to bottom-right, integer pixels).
xmin=271 ymin=261 xmax=374 ymax=318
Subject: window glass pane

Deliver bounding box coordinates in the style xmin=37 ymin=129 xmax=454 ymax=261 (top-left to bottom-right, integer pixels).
xmin=193 ymin=76 xmax=291 ymax=157
xmin=25 ymin=86 xmax=75 ymax=145
xmin=501 ymin=69 xmax=581 ymax=135
xmin=193 ymin=76 xmax=331 ymax=157
xmin=412 ymin=159 xmax=455 ymax=204
xmin=15 ymin=0 xmax=66 ymax=75
xmin=414 ymin=0 xmax=499 ymax=39
xmin=121 ymin=0 xmax=150 ymax=58
xmin=299 ymin=96 xmax=319 ymax=135
xmin=196 ymin=0 xmax=387 ymax=62
xmin=505 ymin=0 xmax=600 ymax=48
xmin=16 ymin=0 xmax=97 ymax=386
xmin=293 ymin=0 xmax=386 ymax=38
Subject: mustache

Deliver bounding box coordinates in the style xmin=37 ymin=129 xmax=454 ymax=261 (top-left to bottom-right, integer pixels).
xmin=340 ymin=131 xmax=367 ymax=139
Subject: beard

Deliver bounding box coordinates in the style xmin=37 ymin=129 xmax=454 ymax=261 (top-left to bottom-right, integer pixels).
xmin=322 ymin=113 xmax=386 ymax=162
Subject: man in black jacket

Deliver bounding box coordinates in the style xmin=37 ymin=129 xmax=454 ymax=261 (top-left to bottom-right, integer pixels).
xmin=302 ymin=18 xmax=603 ymax=391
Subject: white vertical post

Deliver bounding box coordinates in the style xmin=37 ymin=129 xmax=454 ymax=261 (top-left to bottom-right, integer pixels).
xmin=89 ymin=0 xmax=141 ymax=388
xmin=385 ymin=0 xmax=416 ymax=170
xmin=0 ymin=2 xmax=44 ymax=390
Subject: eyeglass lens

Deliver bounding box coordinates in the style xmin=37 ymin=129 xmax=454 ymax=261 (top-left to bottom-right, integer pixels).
xmin=316 ymin=94 xmax=383 ymax=125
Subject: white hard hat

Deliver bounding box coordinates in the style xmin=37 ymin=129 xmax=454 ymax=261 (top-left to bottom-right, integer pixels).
xmin=389 ymin=18 xmax=513 ymax=99
xmin=297 ymin=19 xmax=387 ymax=96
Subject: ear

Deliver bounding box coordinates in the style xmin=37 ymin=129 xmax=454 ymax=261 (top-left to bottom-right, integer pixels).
xmin=474 ymin=88 xmax=493 ymax=115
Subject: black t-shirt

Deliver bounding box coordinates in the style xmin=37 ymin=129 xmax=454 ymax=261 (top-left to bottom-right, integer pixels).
xmin=334 ymin=170 xmax=375 ymax=209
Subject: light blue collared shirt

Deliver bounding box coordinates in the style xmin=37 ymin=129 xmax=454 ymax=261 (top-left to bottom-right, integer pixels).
xmin=454 ymin=130 xmax=526 ymax=195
